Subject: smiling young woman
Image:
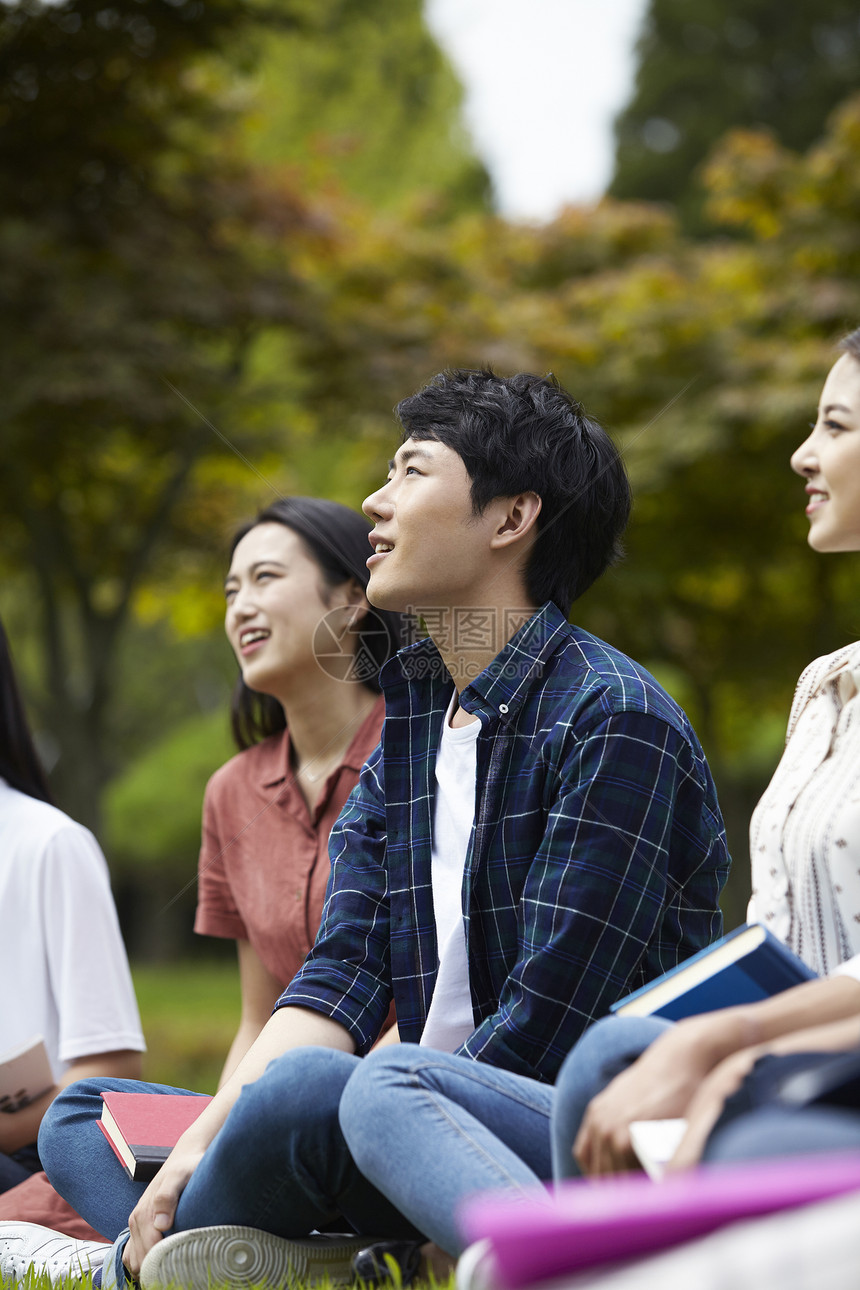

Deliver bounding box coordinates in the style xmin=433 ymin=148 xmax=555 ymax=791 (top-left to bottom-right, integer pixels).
xmin=202 ymin=497 xmax=405 ymax=1085
xmin=790 ymin=345 xmax=860 ymax=553
xmin=549 ymin=327 xmax=860 ymax=1186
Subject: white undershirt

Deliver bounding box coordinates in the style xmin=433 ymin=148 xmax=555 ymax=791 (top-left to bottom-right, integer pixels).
xmin=420 ymin=691 xmax=480 ymax=1052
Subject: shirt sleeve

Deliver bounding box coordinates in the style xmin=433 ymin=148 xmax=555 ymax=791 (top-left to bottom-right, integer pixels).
xmin=194 ymin=775 xmax=248 ymax=942
xmin=275 ymin=742 xmax=393 ymax=1052
xmin=830 ymin=953 xmax=860 ymax=983
xmin=41 ymin=824 xmax=145 ymax=1062
xmin=459 ymin=710 xmax=726 ymax=1081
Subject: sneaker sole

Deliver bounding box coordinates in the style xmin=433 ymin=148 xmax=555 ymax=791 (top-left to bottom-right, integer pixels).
xmin=140 ymin=1227 xmax=368 ymax=1289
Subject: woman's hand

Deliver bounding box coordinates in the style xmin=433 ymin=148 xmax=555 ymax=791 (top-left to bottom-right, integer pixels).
xmin=666 ymin=1045 xmax=763 ymax=1172
xmin=573 ymin=1013 xmax=753 ymax=1176
xmin=123 ymin=1143 xmax=206 ymax=1276
xmin=668 ymin=1012 xmax=860 ymax=1171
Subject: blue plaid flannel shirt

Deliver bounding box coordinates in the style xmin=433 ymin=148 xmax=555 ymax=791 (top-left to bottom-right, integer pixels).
xmin=279 ymin=602 xmax=730 ymax=1083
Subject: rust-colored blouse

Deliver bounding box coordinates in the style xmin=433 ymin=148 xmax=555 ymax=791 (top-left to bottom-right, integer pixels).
xmin=194 ymin=698 xmax=385 ymax=985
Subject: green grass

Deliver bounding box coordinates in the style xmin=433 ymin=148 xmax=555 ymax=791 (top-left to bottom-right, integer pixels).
xmin=0 ymin=1275 xmax=454 ymax=1290
xmin=2 ymin=1279 xmax=455 ymax=1290
xmin=0 ymin=1259 xmax=454 ymax=1290
xmin=131 ymin=958 xmax=242 ymax=1093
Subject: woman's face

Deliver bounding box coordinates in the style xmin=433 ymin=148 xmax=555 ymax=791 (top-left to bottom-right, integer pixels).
xmin=224 ymin=522 xmax=338 ymax=700
xmin=791 ymin=353 xmax=860 ymax=553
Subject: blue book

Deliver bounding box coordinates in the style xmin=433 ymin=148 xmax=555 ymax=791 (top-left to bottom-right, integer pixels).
xmin=610 ymin=923 xmax=817 ymax=1021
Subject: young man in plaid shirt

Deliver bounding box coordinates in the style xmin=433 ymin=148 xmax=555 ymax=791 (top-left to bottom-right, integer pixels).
xmin=33 ymin=370 xmax=729 ymax=1289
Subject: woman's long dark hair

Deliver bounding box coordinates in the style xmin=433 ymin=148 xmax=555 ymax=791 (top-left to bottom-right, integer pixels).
xmin=0 ymin=618 xmax=53 ymax=804
xmin=229 ymin=497 xmax=406 ymax=750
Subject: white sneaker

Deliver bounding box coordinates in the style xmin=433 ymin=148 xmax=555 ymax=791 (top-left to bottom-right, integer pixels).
xmin=456 ymin=1239 xmax=499 ymax=1290
xmin=0 ymin=1221 xmax=109 ymax=1285
xmin=140 ymin=1226 xmax=368 ymax=1289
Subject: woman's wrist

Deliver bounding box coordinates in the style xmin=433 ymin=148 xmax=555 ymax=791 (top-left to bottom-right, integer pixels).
xmin=673 ymin=1007 xmax=761 ymax=1069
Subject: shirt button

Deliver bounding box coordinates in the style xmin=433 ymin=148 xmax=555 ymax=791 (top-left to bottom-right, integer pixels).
xmin=499 ymin=703 xmax=509 ymax=714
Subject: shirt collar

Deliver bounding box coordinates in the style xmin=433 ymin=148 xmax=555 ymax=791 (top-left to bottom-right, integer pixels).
xmin=259 ymin=727 xmax=292 ymax=789
xmin=461 ymin=602 xmax=569 ymax=721
xmin=381 ymin=601 xmax=569 ymax=722
xmin=818 ymin=641 xmax=860 ymax=703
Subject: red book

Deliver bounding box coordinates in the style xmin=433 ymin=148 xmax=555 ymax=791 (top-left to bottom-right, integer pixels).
xmin=98 ymin=1091 xmax=213 ymax=1182
xmin=458 ymin=1153 xmax=860 ymax=1286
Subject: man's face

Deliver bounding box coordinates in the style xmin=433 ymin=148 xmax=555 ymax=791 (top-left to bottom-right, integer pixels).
xmin=362 ymin=438 xmax=500 ymax=614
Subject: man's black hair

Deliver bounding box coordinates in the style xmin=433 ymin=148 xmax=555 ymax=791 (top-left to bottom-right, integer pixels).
xmin=395 ymin=369 xmax=631 ymax=613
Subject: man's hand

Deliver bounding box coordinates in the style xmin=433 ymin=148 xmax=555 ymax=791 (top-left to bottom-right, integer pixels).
xmin=573 ymin=1013 xmax=752 ymax=1176
xmin=120 ymin=1006 xmax=355 ymax=1274
xmin=123 ymin=1145 xmax=205 ymax=1276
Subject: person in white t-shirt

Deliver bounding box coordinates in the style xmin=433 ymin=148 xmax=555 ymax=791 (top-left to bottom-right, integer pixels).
xmin=553 ymin=326 xmax=860 ymax=1181
xmin=0 ymin=617 xmax=145 ymax=1194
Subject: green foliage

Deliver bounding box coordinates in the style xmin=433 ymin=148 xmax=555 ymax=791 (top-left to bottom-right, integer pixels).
xmin=5 ymin=0 xmax=860 ymax=907
xmin=104 ymin=709 xmax=235 ymax=874
xmin=611 ymin=0 xmax=860 ymax=228
xmin=132 ymin=959 xmax=240 ymax=1092
xmin=0 ymin=0 xmax=320 ymax=827
xmin=0 ymin=0 xmax=482 ymax=833
xmin=238 ymin=0 xmax=489 ymax=213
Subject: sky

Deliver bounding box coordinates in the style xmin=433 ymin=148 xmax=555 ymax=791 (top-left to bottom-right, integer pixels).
xmin=424 ymin=0 xmax=649 ymax=222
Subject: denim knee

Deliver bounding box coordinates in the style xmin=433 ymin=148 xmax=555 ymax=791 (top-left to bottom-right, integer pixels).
xmin=250 ymin=1045 xmax=361 ymax=1122
xmin=551 ymin=1015 xmax=672 ymax=1180
xmin=338 ymin=1045 xmax=420 ymax=1151
xmin=212 ymin=1045 xmax=361 ymax=1174
xmin=555 ymin=1014 xmax=672 ymax=1100
xmin=340 ymin=1043 xmax=420 ymax=1104
xmin=38 ymin=1079 xmax=102 ymax=1186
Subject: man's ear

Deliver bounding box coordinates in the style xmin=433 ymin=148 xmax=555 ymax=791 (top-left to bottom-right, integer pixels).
xmin=490 ymin=491 xmax=542 ymax=549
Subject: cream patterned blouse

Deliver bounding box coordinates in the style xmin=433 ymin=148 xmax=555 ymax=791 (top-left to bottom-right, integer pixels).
xmin=748 ymin=641 xmax=860 ymax=977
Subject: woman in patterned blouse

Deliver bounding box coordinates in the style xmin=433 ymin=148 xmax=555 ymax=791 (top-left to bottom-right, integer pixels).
xmin=556 ymin=327 xmax=860 ymax=1178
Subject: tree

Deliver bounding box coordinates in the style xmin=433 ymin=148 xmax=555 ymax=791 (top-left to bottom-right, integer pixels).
xmin=562 ymin=98 xmax=860 ymax=911
xmin=237 ymin=0 xmax=489 ymax=213
xmin=0 ymin=0 xmax=488 ymax=835
xmin=610 ymin=0 xmax=860 ymax=228
xmin=0 ymin=0 xmax=347 ymax=827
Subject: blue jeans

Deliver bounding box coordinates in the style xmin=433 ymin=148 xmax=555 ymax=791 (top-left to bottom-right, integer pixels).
xmin=705 ymin=1105 xmax=860 ymax=1160
xmin=0 ymin=1144 xmax=40 ymax=1194
xmin=549 ymin=1015 xmax=860 ymax=1179
xmin=338 ymin=1044 xmax=554 ymax=1256
xmin=39 ymin=1048 xmax=421 ymax=1274
xmin=550 ymin=1014 xmax=674 ymax=1178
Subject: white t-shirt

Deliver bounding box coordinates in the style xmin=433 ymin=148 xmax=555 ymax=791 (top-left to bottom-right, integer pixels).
xmin=0 ymin=778 xmax=145 ymax=1080
xmin=420 ymin=694 xmax=480 ymax=1052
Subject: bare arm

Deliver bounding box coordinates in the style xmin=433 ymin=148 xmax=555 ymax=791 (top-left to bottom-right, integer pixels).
xmin=574 ymin=974 xmax=860 ymax=1176
xmin=124 ymin=1006 xmax=354 ymax=1276
xmin=218 ymin=940 xmax=283 ymax=1089
xmin=670 ymin=1009 xmax=860 ymax=1170
xmin=0 ymin=1048 xmax=143 ymax=1155
xmin=371 ymin=1022 xmax=400 ymax=1051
